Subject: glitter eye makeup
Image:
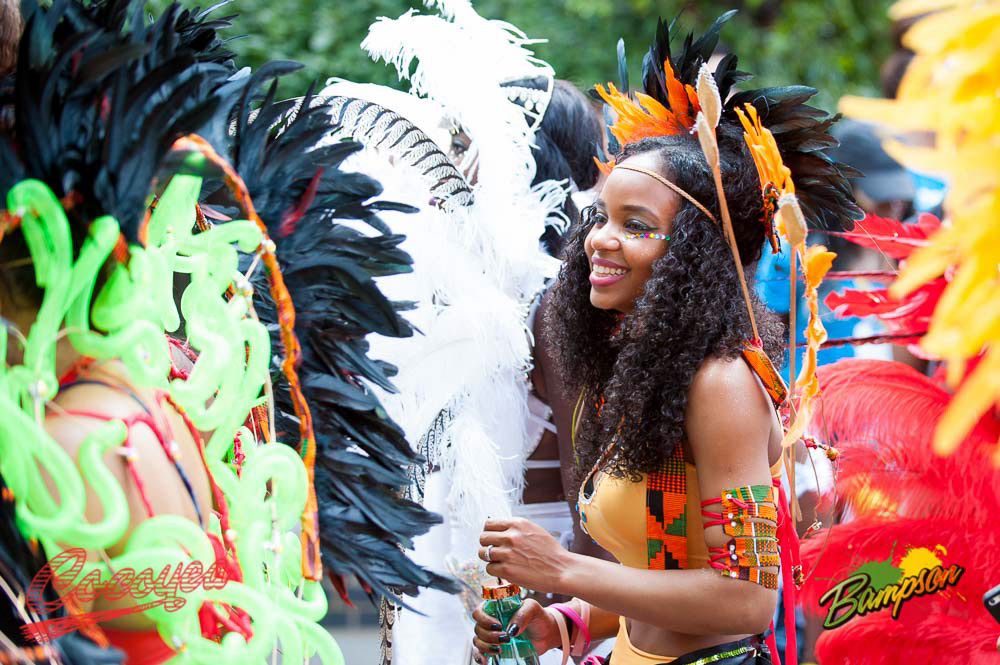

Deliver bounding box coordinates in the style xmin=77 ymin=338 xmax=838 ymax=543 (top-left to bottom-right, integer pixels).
xmin=624 ymin=231 xmax=669 ymax=240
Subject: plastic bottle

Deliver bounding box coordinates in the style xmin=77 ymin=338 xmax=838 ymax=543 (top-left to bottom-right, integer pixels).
xmin=481 ymin=582 xmax=541 ymax=665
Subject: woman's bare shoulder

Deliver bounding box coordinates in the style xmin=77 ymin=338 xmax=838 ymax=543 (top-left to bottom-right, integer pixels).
xmin=688 ymin=355 xmax=761 ymax=403
xmin=685 ymin=355 xmax=773 ymax=460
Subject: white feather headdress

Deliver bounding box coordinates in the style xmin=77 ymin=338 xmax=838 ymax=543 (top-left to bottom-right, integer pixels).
xmin=361 ymin=0 xmax=554 ymax=188
xmin=321 ymin=4 xmax=564 ymax=662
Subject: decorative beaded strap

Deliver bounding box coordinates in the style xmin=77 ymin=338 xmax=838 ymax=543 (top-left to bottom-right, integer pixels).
xmin=701 ymin=485 xmax=780 ymax=589
xmin=682 ymin=644 xmax=758 ymax=665
xmin=646 ymin=445 xmax=689 ymax=570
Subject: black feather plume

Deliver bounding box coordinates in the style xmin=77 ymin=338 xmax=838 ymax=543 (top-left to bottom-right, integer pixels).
xmin=640 ymin=11 xmax=745 ymax=109
xmin=0 ymin=0 xmax=239 ymax=242
xmin=624 ymin=10 xmax=863 ymax=231
xmin=1 ymin=0 xmax=456 ymax=612
xmin=221 ymin=72 xmax=459 ymax=602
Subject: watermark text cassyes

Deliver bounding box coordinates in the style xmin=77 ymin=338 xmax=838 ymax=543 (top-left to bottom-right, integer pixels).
xmin=22 ymin=547 xmax=229 ymax=642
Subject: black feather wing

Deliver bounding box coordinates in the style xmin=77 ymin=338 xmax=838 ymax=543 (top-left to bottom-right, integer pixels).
xmin=1 ymin=0 xmax=239 ymax=242
xmin=226 ymin=78 xmax=459 ymax=601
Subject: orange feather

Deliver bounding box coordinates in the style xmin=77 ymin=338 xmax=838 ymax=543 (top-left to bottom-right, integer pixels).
xmin=593 ymin=57 xmax=701 ymax=168
xmin=663 ymin=59 xmax=694 ymax=129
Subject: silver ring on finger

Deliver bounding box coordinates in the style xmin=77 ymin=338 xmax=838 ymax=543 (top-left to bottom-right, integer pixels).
xmin=485 ymin=544 xmax=494 ymax=563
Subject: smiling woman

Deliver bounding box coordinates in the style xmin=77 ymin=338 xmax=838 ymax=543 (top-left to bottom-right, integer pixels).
xmin=471 ymin=123 xmax=791 ymax=665
xmin=470 ymin=11 xmax=861 ymax=665
xmin=550 ymin=128 xmax=785 ymax=480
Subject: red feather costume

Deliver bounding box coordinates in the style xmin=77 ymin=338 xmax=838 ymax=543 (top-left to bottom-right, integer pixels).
xmin=795 ymin=1 xmax=1000 ymax=660
xmin=823 ymin=213 xmax=947 ymax=353
xmin=798 ymin=206 xmax=999 ymax=663
xmin=798 ymin=359 xmax=1000 ymax=663
xmin=801 ymin=204 xmax=999 ymax=664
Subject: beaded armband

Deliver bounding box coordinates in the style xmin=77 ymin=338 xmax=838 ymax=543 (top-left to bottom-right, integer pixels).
xmin=701 ymin=485 xmax=780 ymax=590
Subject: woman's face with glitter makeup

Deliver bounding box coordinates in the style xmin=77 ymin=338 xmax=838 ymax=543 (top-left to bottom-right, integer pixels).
xmin=584 ymin=152 xmax=680 ymax=313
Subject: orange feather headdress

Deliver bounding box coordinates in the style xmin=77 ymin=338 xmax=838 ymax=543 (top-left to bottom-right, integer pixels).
xmin=735 ymin=103 xmax=793 ymax=254
xmin=592 ymin=11 xmax=860 ymax=231
xmin=593 ymin=59 xmax=700 ymax=174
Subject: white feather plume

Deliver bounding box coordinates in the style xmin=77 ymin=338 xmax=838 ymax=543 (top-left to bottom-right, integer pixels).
xmin=331 ymin=5 xmax=565 ymax=661
xmin=343 ymin=140 xmax=556 ymax=665
xmin=361 ymin=2 xmax=553 ymax=190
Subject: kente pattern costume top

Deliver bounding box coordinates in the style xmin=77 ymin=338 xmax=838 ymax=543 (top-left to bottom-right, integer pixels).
xmin=577 ymin=344 xmax=786 ymax=589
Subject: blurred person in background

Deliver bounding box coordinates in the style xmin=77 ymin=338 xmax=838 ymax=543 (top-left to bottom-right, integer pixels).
xmin=825 ymin=118 xmax=926 ymax=374
xmin=502 ymin=77 xmax=605 ymax=257
xmin=830 ymin=118 xmax=914 ymax=222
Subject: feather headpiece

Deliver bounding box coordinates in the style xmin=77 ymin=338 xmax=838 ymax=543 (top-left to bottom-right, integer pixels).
xmin=594 ymin=64 xmax=698 ymax=171
xmin=595 ymin=11 xmax=862 ymax=232
xmin=736 ymin=104 xmax=792 ymax=253
xmin=361 ymin=0 xmax=554 ymax=188
xmin=596 ymin=13 xmax=860 ymax=475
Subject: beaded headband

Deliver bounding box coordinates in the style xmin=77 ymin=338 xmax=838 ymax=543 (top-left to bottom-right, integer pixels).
xmin=502 ymin=75 xmax=555 ymax=133
xmin=613 ymin=164 xmax=717 ymax=223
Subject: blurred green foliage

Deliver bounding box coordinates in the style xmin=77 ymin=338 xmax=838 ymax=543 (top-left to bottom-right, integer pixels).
xmin=155 ymin=0 xmax=895 ymax=111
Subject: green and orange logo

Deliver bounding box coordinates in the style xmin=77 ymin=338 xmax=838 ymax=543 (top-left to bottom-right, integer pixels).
xmin=819 ymin=544 xmax=964 ymax=629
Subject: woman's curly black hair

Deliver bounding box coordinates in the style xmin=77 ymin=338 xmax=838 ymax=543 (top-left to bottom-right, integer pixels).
xmin=545 ymin=127 xmax=784 ymax=481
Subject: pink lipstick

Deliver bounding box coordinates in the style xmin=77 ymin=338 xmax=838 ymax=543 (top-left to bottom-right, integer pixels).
xmin=589 ymin=258 xmax=629 ymax=287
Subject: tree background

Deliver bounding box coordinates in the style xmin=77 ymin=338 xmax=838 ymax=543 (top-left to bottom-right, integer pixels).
xmin=157 ymin=0 xmax=896 ymax=112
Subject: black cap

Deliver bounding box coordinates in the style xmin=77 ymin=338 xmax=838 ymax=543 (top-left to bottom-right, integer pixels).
xmin=830 ymin=119 xmax=915 ymax=204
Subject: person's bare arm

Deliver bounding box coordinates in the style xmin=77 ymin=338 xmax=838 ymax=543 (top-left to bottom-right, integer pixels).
xmin=480 ymin=357 xmax=780 ymax=636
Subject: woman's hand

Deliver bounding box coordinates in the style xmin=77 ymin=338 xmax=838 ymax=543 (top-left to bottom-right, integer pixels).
xmin=471 ymin=598 xmax=561 ymax=662
xmin=477 ymin=517 xmax=574 ymax=595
